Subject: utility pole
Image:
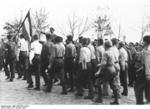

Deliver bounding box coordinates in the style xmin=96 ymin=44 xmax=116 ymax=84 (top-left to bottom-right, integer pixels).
xmin=118 ymin=23 xmax=121 ymax=40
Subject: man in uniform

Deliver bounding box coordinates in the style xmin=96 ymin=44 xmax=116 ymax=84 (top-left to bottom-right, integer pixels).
xmin=65 ymin=35 xmax=76 ymax=92
xmin=118 ymin=42 xmax=128 ymax=96
xmin=47 ymin=36 xmax=67 ymax=94
xmin=5 ymin=35 xmax=16 ymax=81
xmin=88 ymin=38 xmax=97 ymax=86
xmin=27 ymin=34 xmax=42 ymax=90
xmin=40 ymin=34 xmax=54 ymax=87
xmin=94 ymin=41 xmax=120 ymax=104
xmin=134 ymin=35 xmax=150 ymax=104
xmin=111 ymin=38 xmax=121 ymax=96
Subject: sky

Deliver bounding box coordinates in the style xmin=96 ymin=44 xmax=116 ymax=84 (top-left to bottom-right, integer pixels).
xmin=0 ymin=0 xmax=150 ymax=42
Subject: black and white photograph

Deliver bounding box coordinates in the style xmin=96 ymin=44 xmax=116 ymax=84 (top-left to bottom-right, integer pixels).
xmin=0 ymin=0 xmax=150 ymax=106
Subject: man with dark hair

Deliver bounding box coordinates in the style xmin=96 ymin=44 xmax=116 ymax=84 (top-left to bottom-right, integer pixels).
xmin=28 ymin=34 xmax=42 ymax=90
xmin=18 ymin=34 xmax=29 ymax=80
xmin=87 ymin=38 xmax=97 ymax=97
xmin=40 ymin=34 xmax=54 ymax=88
xmin=76 ymin=38 xmax=94 ymax=99
xmin=96 ymin=38 xmax=104 ymax=63
xmin=118 ymin=42 xmax=128 ymax=96
xmin=5 ymin=35 xmax=17 ymax=81
xmin=94 ymin=41 xmax=120 ymax=104
xmin=134 ymin=35 xmax=150 ymax=104
xmin=110 ymin=38 xmax=121 ymax=96
xmin=65 ymin=35 xmax=76 ymax=92
xmin=47 ymin=36 xmax=67 ymax=94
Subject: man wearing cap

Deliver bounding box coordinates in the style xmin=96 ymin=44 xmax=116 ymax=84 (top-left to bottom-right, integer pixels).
xmin=118 ymin=42 xmax=128 ymax=96
xmin=65 ymin=35 xmax=76 ymax=92
xmin=94 ymin=41 xmax=120 ymax=104
xmin=28 ymin=34 xmax=42 ymax=90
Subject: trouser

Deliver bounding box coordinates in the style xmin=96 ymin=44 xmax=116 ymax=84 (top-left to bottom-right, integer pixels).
xmin=5 ymin=58 xmax=16 ymax=80
xmin=47 ymin=58 xmax=67 ymax=93
xmin=120 ymin=62 xmax=128 ymax=95
xmin=27 ymin=64 xmax=33 ymax=86
xmin=65 ymin=57 xmax=75 ymax=90
xmin=3 ymin=59 xmax=9 ymax=77
xmin=40 ymin=61 xmax=49 ymax=85
xmin=76 ymin=62 xmax=94 ymax=97
xmin=91 ymin=59 xmax=97 ymax=85
xmin=128 ymin=63 xmax=136 ymax=85
xmin=19 ymin=51 xmax=28 ymax=79
xmin=134 ymin=76 xmax=150 ymax=104
xmin=96 ymin=66 xmax=120 ymax=102
xmin=32 ymin=55 xmax=41 ymax=88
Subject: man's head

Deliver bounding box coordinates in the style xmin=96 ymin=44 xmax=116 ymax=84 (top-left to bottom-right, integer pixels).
xmin=104 ymin=40 xmax=112 ymax=50
xmin=55 ymin=36 xmax=62 ymax=43
xmin=79 ymin=36 xmax=83 ymax=43
xmin=33 ymin=34 xmax=39 ymax=41
xmin=46 ymin=34 xmax=52 ymax=40
xmin=50 ymin=27 xmax=55 ymax=34
xmin=118 ymin=41 xmax=125 ymax=49
xmin=20 ymin=34 xmax=24 ymax=39
xmin=7 ymin=35 xmax=12 ymax=40
xmin=98 ymin=38 xmax=103 ymax=46
xmin=143 ymin=35 xmax=150 ymax=46
xmin=67 ymin=35 xmax=73 ymax=42
xmin=111 ymin=38 xmax=119 ymax=46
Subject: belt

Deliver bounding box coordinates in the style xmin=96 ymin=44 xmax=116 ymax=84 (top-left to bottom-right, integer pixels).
xmin=20 ymin=51 xmax=27 ymax=53
xmin=35 ymin=54 xmax=40 ymax=56
xmin=66 ymin=57 xmax=75 ymax=59
xmin=114 ymin=61 xmax=119 ymax=64
xmin=55 ymin=57 xmax=63 ymax=59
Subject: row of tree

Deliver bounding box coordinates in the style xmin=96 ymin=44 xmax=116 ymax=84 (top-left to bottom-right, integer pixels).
xmin=3 ymin=8 xmax=114 ymax=39
xmin=3 ymin=8 xmax=150 ymax=40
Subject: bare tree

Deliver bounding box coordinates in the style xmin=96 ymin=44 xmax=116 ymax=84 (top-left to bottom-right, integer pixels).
xmin=32 ymin=8 xmax=50 ymax=35
xmin=59 ymin=13 xmax=91 ymax=38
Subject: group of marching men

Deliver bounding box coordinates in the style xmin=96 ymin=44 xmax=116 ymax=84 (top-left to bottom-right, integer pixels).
xmin=0 ymin=27 xmax=150 ymax=105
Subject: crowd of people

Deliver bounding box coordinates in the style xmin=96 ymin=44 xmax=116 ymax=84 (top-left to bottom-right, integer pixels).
xmin=0 ymin=27 xmax=150 ymax=105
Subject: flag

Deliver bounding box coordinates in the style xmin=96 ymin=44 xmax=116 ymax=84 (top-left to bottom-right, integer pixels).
xmin=22 ymin=10 xmax=32 ymax=41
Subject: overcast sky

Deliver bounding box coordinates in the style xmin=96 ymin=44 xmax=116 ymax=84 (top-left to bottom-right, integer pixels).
xmin=0 ymin=0 xmax=150 ymax=42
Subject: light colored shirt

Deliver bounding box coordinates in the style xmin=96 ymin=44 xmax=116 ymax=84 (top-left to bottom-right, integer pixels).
xmin=101 ymin=48 xmax=115 ymax=66
xmin=96 ymin=45 xmax=105 ymax=63
xmin=110 ymin=46 xmax=119 ymax=62
xmin=79 ymin=46 xmax=91 ymax=63
xmin=119 ymin=47 xmax=128 ymax=62
xmin=141 ymin=47 xmax=150 ymax=78
xmin=29 ymin=40 xmax=42 ymax=62
xmin=18 ymin=38 xmax=28 ymax=52
xmin=88 ymin=44 xmax=96 ymax=60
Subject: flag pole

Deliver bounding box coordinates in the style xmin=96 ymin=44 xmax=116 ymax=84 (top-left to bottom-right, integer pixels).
xmin=17 ymin=8 xmax=31 ymax=34
xmin=13 ymin=8 xmax=31 ymax=42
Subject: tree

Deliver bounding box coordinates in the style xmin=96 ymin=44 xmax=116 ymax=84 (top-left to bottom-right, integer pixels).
xmin=94 ymin=6 xmax=113 ymax=39
xmin=3 ymin=18 xmax=22 ymax=35
xmin=32 ymin=8 xmax=50 ymax=35
xmin=58 ymin=13 xmax=91 ymax=38
xmin=68 ymin=14 xmax=91 ymax=37
xmin=94 ymin=15 xmax=113 ymax=39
